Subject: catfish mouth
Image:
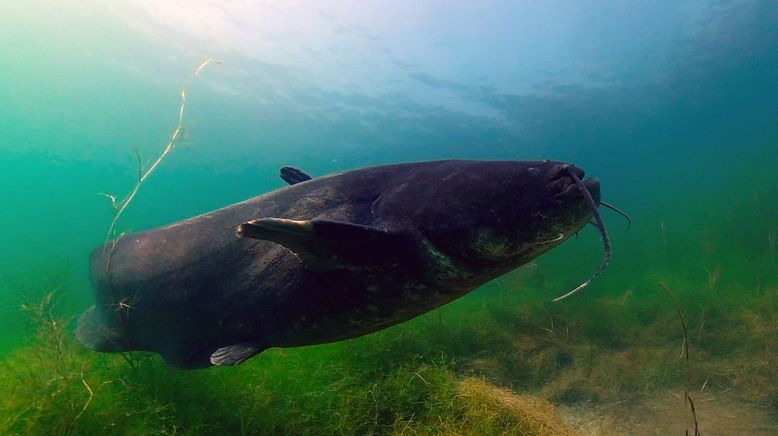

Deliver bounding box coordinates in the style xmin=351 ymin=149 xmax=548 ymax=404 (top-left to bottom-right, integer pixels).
xmin=549 ymin=165 xmax=611 ymax=302
xmin=545 ymin=165 xmax=601 ymax=205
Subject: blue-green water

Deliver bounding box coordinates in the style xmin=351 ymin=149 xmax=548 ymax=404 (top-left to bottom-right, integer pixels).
xmin=1 ymin=1 xmax=777 ymax=434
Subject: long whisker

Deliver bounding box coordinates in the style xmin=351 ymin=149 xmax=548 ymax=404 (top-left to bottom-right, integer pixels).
xmin=600 ymin=201 xmax=631 ymax=229
xmin=553 ymin=168 xmax=612 ymax=302
xmin=536 ymin=232 xmax=565 ymax=246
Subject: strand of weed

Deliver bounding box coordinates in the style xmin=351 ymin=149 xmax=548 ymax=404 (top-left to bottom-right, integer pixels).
xmin=659 ymin=282 xmax=700 ymax=436
xmin=102 ymin=58 xmax=222 ymax=271
xmin=65 ymin=373 xmax=93 ymax=433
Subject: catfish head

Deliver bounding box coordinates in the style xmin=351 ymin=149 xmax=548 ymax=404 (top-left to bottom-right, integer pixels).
xmin=371 ymin=160 xmax=606 ymax=296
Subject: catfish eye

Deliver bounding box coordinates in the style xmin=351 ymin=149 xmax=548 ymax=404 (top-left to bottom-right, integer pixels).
xmin=527 ymin=167 xmax=540 ymax=176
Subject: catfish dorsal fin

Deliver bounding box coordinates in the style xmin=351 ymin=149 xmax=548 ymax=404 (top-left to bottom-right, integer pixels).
xmin=236 ymin=218 xmax=413 ymax=270
xmin=280 ymin=167 xmax=312 ymax=185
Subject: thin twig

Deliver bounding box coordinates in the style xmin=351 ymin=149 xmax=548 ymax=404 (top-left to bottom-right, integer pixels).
xmin=73 ymin=374 xmax=94 ymax=423
xmin=103 ymin=58 xmax=222 ymax=267
xmin=194 ymin=58 xmax=222 ymax=76
xmin=659 ymin=282 xmax=701 ymax=436
xmin=688 ymin=396 xmax=700 ymax=436
xmin=413 ymin=372 xmax=431 ymax=386
xmin=103 ymin=87 xmax=187 ymax=260
xmin=98 ymin=192 xmax=117 ymax=209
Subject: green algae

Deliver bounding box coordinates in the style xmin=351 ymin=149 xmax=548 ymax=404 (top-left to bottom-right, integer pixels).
xmin=1 ymin=236 xmax=776 ymax=435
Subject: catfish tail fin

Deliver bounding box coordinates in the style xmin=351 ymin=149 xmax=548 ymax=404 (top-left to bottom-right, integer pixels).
xmin=75 ymin=306 xmax=127 ymax=352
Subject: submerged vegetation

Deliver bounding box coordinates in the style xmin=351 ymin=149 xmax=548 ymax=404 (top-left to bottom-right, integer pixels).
xmin=0 ymin=281 xmax=579 ymax=435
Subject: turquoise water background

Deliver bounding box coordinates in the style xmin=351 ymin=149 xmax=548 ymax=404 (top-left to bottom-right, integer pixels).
xmin=2 ymin=1 xmax=777 ymax=330
xmin=2 ymin=0 xmax=777 ymax=350
xmin=1 ymin=3 xmax=777 ymax=430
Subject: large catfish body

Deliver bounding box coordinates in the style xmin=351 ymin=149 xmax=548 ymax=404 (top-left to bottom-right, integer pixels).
xmin=77 ymin=160 xmax=600 ymax=368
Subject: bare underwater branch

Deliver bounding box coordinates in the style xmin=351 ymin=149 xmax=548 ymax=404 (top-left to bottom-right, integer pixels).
xmin=102 ymin=59 xmax=222 ymax=272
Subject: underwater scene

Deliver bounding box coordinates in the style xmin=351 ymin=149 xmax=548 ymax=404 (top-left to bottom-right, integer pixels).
xmin=1 ymin=1 xmax=777 ymax=434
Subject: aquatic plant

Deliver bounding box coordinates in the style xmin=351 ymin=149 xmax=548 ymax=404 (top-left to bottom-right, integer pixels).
xmin=658 ymin=283 xmax=700 ymax=436
xmin=2 ymin=257 xmax=778 ymax=434
xmin=0 ymin=282 xmax=576 ymax=434
xmin=102 ymin=59 xmax=222 ymax=270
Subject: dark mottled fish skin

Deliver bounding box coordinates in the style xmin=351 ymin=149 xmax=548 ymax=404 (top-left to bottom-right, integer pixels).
xmin=76 ymin=160 xmax=600 ymax=368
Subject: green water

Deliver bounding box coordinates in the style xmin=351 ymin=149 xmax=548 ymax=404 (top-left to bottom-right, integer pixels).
xmin=1 ymin=1 xmax=777 ymax=434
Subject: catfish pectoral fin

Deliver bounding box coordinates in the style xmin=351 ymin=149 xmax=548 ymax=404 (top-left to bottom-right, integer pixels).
xmin=210 ymin=342 xmax=265 ymax=366
xmin=237 ymin=217 xmax=400 ymax=245
xmin=236 ymin=218 xmax=414 ymax=270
